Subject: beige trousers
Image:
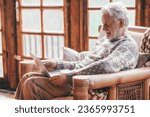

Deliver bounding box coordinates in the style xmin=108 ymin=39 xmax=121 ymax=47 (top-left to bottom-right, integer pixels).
xmin=14 ymin=72 xmax=72 ymax=100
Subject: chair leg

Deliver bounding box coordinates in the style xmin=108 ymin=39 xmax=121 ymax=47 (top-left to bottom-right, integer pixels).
xmin=144 ymin=78 xmax=150 ymax=100
xmin=108 ymin=85 xmax=117 ymax=100
xmin=73 ymin=77 xmax=89 ymax=100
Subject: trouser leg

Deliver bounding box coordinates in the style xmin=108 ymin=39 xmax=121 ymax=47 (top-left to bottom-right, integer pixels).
xmin=15 ymin=72 xmax=72 ymax=100
xmin=14 ymin=72 xmax=45 ymax=99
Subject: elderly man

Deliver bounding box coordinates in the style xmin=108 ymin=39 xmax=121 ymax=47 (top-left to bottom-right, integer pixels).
xmin=15 ymin=2 xmax=139 ymax=100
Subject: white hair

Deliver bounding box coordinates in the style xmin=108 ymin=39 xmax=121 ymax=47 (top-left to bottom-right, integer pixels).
xmin=101 ymin=2 xmax=129 ymax=27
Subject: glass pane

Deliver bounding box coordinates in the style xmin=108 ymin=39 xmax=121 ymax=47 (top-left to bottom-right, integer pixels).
xmin=113 ymin=0 xmax=135 ymax=7
xmin=43 ymin=0 xmax=63 ymax=6
xmin=43 ymin=10 xmax=64 ymax=33
xmin=0 ymin=32 xmax=2 ymax=54
xmin=0 ymin=9 xmax=1 ymax=29
xmin=88 ymin=0 xmax=109 ymax=8
xmin=23 ymin=34 xmax=42 ymax=57
xmin=22 ymin=10 xmax=41 ymax=32
xmin=44 ymin=36 xmax=64 ymax=58
xmin=0 ymin=56 xmax=3 ymax=77
xmin=21 ymin=0 xmax=40 ymax=6
xmin=128 ymin=10 xmax=135 ymax=26
xmin=89 ymin=10 xmax=101 ymax=37
xmin=89 ymin=39 xmax=97 ymax=51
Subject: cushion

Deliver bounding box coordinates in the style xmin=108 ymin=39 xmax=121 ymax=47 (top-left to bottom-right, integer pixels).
xmin=136 ymin=53 xmax=150 ymax=68
xmin=62 ymin=47 xmax=92 ymax=61
xmin=88 ymin=88 xmax=108 ymax=100
xmin=140 ymin=29 xmax=150 ymax=53
xmin=139 ymin=28 xmax=150 ymax=67
xmin=62 ymin=47 xmax=80 ymax=61
xmin=128 ymin=31 xmax=144 ymax=49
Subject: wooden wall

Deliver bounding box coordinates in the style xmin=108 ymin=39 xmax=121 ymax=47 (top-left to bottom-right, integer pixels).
xmin=2 ymin=0 xmax=18 ymax=89
xmin=68 ymin=0 xmax=88 ymax=51
xmin=136 ymin=0 xmax=150 ymax=27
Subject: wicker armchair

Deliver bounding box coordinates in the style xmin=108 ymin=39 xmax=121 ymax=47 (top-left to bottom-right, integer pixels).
xmin=73 ymin=67 xmax=150 ymax=100
xmin=73 ymin=26 xmax=150 ymax=100
xmin=19 ymin=26 xmax=150 ymax=100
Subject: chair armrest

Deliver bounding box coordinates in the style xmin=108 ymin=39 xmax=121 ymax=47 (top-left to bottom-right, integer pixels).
xmin=73 ymin=67 xmax=150 ymax=100
xmin=19 ymin=60 xmax=40 ymax=80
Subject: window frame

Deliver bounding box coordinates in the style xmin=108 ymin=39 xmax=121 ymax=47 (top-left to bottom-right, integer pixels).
xmin=16 ymin=0 xmax=69 ymax=59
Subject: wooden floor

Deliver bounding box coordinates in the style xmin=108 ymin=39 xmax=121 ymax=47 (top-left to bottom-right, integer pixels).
xmin=0 ymin=89 xmax=15 ymax=100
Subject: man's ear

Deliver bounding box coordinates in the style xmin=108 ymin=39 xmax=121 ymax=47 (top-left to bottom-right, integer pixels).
xmin=119 ymin=18 xmax=125 ymax=27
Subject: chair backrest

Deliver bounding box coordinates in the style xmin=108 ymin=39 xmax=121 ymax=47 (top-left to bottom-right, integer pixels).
xmin=98 ymin=26 xmax=149 ymax=49
xmin=128 ymin=26 xmax=148 ymax=49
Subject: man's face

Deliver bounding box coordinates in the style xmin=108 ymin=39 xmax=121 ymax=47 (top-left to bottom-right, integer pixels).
xmin=102 ymin=13 xmax=121 ymax=40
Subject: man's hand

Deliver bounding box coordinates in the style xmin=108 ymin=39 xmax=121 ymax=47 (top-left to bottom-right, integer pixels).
xmin=42 ymin=59 xmax=57 ymax=71
xmin=49 ymin=73 xmax=68 ymax=87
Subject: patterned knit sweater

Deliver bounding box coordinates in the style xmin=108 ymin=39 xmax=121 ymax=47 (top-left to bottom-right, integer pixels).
xmin=57 ymin=35 xmax=139 ymax=78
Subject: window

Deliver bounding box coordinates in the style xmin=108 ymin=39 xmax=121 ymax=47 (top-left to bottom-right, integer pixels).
xmin=88 ymin=0 xmax=136 ymax=50
xmin=0 ymin=3 xmax=3 ymax=78
xmin=16 ymin=0 xmax=67 ymax=59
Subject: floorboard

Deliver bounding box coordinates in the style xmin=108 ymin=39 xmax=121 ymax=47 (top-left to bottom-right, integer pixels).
xmin=0 ymin=89 xmax=15 ymax=100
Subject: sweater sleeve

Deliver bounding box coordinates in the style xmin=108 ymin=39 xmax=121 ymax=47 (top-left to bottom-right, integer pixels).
xmin=66 ymin=41 xmax=139 ymax=84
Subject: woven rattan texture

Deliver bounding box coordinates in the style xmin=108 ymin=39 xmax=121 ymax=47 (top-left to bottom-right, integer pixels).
xmin=117 ymin=81 xmax=143 ymax=100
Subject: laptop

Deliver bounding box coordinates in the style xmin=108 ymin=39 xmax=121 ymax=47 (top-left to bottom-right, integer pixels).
xmin=30 ymin=52 xmax=51 ymax=77
xmin=30 ymin=52 xmax=70 ymax=78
